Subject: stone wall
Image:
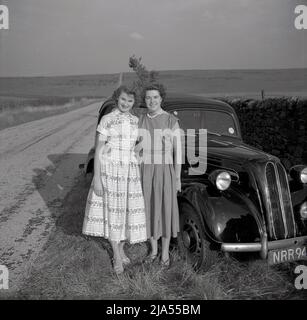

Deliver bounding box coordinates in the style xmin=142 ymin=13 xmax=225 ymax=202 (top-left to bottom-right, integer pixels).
xmin=226 ymin=98 xmax=307 ymax=169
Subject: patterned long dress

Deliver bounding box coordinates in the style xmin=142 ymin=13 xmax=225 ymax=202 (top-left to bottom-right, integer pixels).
xmin=82 ymin=108 xmax=147 ymax=244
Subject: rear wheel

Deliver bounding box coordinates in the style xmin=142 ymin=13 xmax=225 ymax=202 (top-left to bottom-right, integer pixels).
xmin=178 ymin=201 xmax=217 ymax=271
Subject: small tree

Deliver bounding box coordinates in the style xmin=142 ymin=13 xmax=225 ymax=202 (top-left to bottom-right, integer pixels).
xmin=129 ymin=55 xmax=159 ymax=100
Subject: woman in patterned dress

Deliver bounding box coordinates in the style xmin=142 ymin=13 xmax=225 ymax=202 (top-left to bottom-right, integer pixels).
xmin=83 ymin=86 xmax=147 ymax=274
xmin=138 ymin=83 xmax=182 ymax=267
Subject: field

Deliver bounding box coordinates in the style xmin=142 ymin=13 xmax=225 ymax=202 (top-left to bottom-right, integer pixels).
xmin=0 ymin=96 xmax=99 ymax=130
xmin=0 ymin=68 xmax=306 ymax=131
xmin=1 ymin=68 xmax=307 ymax=99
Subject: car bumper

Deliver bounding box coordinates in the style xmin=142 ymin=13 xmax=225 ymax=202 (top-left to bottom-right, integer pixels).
xmin=221 ymin=233 xmax=307 ymax=260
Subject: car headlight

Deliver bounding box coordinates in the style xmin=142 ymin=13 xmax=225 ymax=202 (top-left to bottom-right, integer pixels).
xmin=300 ymin=167 xmax=307 ymax=184
xmin=290 ymin=165 xmax=307 ymax=184
xmin=300 ymin=202 xmax=307 ymax=219
xmin=216 ymin=172 xmax=231 ymax=191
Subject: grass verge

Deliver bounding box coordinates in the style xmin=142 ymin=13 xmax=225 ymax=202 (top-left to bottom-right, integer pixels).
xmin=0 ymin=96 xmax=101 ymax=131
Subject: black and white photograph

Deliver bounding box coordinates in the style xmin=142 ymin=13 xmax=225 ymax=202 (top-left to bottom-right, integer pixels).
xmin=0 ymin=0 xmax=306 ymax=303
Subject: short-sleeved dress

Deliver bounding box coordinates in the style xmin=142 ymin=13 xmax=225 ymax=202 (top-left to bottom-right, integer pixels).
xmin=138 ymin=111 xmax=180 ymax=240
xmin=82 ymin=108 xmax=147 ymax=244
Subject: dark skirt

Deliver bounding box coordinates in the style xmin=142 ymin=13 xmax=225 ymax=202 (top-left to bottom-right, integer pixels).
xmin=140 ymin=163 xmax=179 ymax=239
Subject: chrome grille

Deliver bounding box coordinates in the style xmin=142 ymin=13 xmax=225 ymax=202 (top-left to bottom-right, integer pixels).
xmin=276 ymin=163 xmax=296 ymax=235
xmin=265 ymin=162 xmax=296 ymax=240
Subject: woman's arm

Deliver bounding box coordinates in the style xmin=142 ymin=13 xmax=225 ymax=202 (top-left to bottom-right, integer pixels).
xmin=172 ymin=122 xmax=182 ymax=192
xmin=93 ymin=114 xmax=110 ymax=196
xmin=93 ymin=133 xmax=108 ymax=196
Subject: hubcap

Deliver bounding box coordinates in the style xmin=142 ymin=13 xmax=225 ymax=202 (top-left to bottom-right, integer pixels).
xmin=182 ymin=230 xmax=191 ymax=247
xmin=182 ymin=218 xmax=202 ymax=258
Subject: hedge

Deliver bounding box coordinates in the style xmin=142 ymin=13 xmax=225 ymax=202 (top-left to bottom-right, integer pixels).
xmin=225 ymin=97 xmax=307 ymax=169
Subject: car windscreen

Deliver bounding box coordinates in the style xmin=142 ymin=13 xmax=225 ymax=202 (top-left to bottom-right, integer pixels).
xmin=171 ymin=109 xmax=238 ymax=137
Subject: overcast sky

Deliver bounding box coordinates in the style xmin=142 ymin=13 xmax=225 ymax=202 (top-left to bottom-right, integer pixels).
xmin=0 ymin=0 xmax=306 ymax=77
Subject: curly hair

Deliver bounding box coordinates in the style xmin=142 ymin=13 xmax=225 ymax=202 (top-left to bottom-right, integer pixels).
xmin=142 ymin=83 xmax=166 ymax=103
xmin=112 ymin=85 xmax=137 ymax=104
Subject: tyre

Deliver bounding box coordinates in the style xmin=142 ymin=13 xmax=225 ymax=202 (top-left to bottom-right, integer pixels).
xmin=178 ymin=201 xmax=217 ymax=271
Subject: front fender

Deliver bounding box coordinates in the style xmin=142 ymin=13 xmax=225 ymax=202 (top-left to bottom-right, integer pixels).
xmin=179 ymin=183 xmax=264 ymax=244
xmin=178 ymin=183 xmax=217 ymax=243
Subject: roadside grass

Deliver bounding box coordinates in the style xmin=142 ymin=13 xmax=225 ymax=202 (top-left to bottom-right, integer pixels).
xmin=0 ymin=96 xmax=100 ymax=131
xmin=107 ymin=250 xmax=225 ymax=300
xmin=17 ymin=174 xmax=307 ymax=300
xmin=214 ymin=257 xmax=306 ymax=300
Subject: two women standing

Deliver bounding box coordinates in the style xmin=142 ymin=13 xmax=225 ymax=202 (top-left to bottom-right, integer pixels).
xmin=82 ymin=83 xmax=181 ymax=273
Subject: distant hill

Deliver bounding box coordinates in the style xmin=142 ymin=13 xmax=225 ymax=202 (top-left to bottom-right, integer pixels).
xmin=0 ymin=69 xmax=306 ymax=99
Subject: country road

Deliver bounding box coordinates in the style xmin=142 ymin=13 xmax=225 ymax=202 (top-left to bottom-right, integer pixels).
xmin=0 ymin=101 xmax=102 ymax=293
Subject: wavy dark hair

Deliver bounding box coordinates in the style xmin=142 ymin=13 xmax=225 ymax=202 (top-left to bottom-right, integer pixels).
xmin=142 ymin=83 xmax=166 ymax=103
xmin=112 ymin=85 xmax=137 ymax=105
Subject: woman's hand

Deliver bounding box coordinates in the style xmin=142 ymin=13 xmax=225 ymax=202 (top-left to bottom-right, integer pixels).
xmin=176 ymin=177 xmax=181 ymax=193
xmin=93 ymin=178 xmax=104 ymax=197
xmin=102 ymin=143 xmax=111 ymax=156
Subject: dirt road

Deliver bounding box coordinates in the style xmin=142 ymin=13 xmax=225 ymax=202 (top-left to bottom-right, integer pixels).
xmin=0 ymin=101 xmax=102 ymax=293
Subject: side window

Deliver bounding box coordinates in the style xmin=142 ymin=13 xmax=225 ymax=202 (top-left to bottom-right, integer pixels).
xmin=172 ymin=110 xmax=204 ymax=131
xmin=204 ymin=111 xmax=237 ymax=136
xmin=171 ymin=108 xmax=237 ymax=137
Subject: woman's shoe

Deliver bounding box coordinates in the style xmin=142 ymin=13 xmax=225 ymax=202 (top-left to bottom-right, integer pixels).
xmin=160 ymin=258 xmax=170 ymax=269
xmin=122 ymin=256 xmax=131 ymax=266
xmin=112 ymin=258 xmax=124 ymax=275
xmin=144 ymin=253 xmax=159 ymax=264
xmin=119 ymin=246 xmax=130 ymax=266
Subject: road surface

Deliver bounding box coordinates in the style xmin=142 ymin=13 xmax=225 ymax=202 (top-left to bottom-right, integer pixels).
xmin=0 ymin=101 xmax=102 ymax=293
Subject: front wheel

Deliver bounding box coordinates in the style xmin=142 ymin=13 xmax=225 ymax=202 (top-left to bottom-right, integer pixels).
xmin=178 ymin=201 xmax=218 ymax=271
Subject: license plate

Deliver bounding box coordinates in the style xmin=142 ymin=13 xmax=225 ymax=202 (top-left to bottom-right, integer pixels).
xmin=268 ymin=245 xmax=307 ymax=265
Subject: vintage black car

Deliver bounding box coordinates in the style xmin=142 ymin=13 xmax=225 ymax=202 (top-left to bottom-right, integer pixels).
xmin=82 ymin=93 xmax=307 ymax=270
